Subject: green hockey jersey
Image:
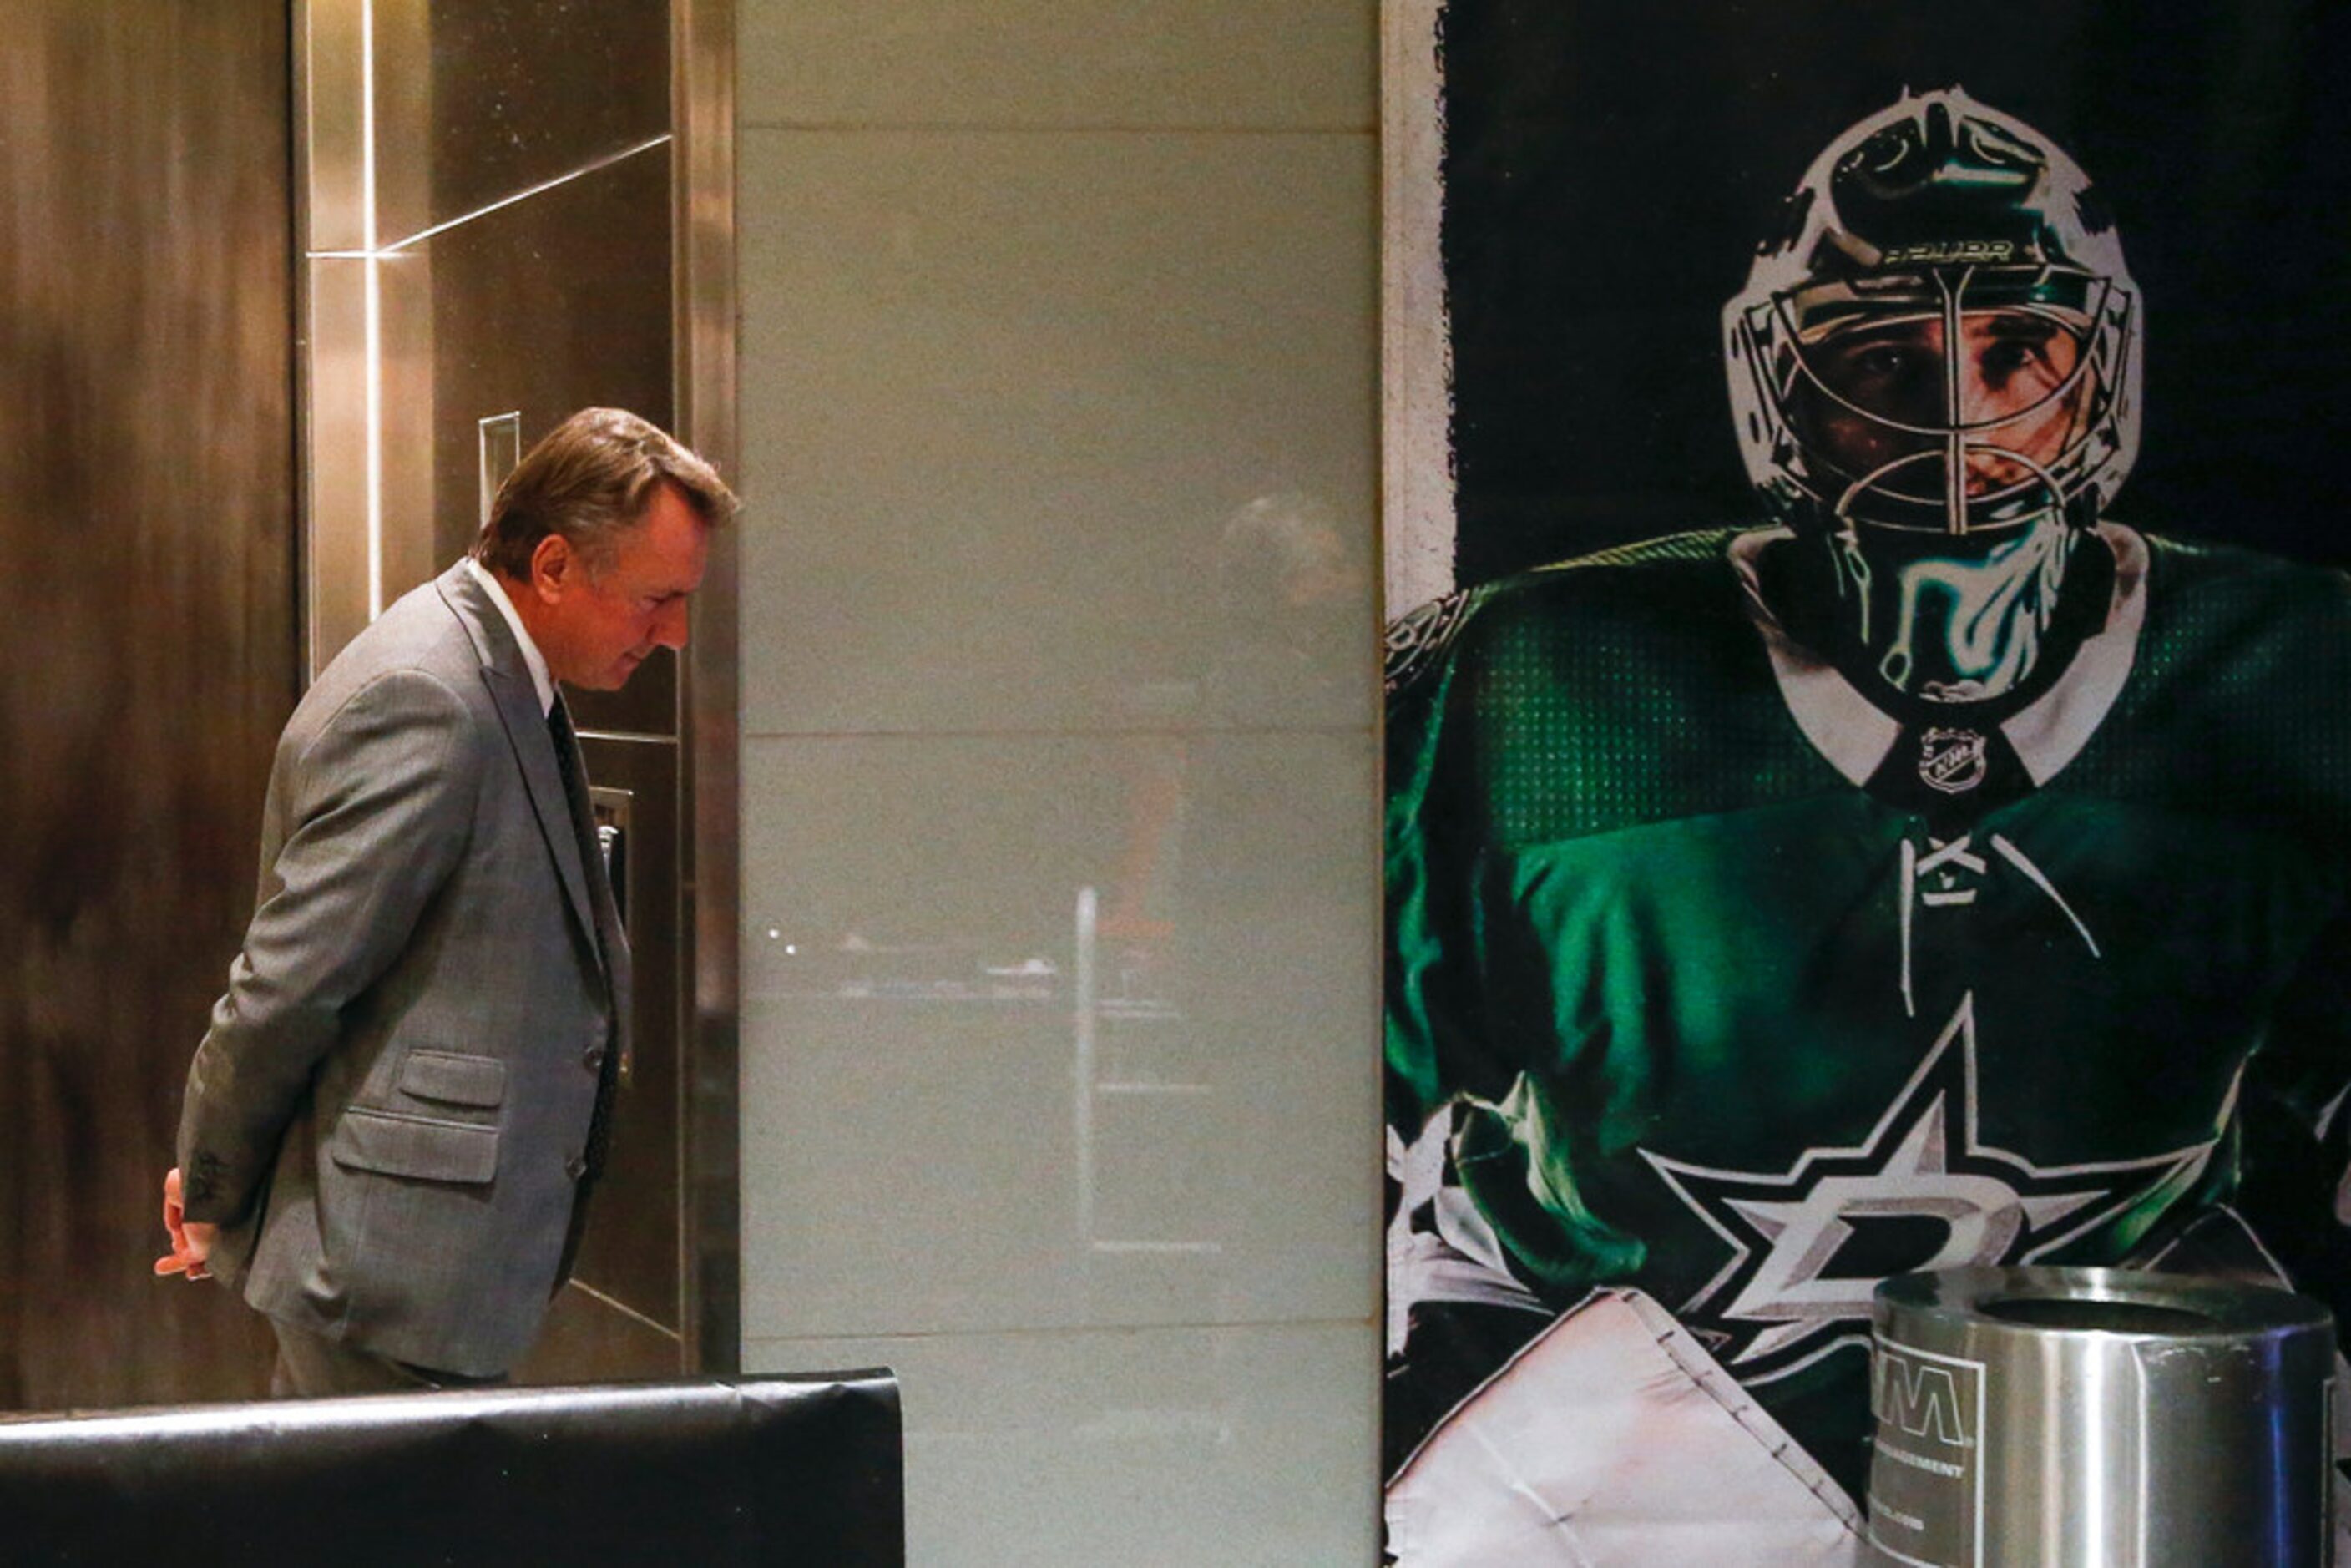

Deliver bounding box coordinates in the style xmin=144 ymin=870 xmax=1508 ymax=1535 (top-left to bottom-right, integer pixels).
xmin=1385 ymin=524 xmax=2351 ymax=1498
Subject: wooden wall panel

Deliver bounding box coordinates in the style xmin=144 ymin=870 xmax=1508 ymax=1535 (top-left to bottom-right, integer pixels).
xmin=0 ymin=0 xmax=295 ymax=1409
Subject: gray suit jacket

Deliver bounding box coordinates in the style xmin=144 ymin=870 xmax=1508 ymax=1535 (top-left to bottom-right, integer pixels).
xmin=178 ymin=563 xmax=629 ymax=1376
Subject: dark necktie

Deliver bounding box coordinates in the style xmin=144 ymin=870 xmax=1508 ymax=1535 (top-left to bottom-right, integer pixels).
xmin=547 ymin=695 xmax=624 ymax=1186
xmin=546 ymin=696 xmax=601 ymax=907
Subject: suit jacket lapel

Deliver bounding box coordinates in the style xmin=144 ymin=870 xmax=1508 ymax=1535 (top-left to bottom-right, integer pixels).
xmin=435 ymin=565 xmax=603 ymax=966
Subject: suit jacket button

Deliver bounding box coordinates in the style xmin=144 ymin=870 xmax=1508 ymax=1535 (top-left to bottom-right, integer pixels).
xmin=583 ymin=1044 xmax=606 ymax=1070
xmin=564 ymin=1155 xmax=588 ymax=1181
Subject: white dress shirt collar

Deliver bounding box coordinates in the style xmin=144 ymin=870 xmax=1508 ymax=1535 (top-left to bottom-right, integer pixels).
xmin=463 ymin=555 xmax=556 ymax=716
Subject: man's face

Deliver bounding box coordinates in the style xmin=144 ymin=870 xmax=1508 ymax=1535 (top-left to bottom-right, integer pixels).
xmin=1797 ymin=306 xmax=2090 ymax=510
xmin=528 ymin=482 xmax=711 ymax=690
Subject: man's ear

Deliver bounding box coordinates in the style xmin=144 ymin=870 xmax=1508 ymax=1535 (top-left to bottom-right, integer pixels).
xmin=526 ymin=532 xmax=576 ymax=604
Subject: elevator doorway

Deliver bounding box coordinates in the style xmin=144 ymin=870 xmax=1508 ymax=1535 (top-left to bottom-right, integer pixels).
xmin=0 ymin=0 xmax=738 ymax=1410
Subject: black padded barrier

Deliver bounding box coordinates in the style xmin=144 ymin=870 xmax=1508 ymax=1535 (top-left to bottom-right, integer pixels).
xmin=0 ymin=1370 xmax=904 ymax=1565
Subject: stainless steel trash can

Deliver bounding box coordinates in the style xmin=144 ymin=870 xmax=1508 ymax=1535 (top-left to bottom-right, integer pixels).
xmin=1867 ymin=1267 xmax=2334 ymax=1568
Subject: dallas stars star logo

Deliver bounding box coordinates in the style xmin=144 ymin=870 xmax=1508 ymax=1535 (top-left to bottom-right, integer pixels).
xmin=1640 ymin=993 xmax=2223 ymax=1382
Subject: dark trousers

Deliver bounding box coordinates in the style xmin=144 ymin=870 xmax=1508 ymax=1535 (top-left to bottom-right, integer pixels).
xmin=268 ymin=1318 xmax=508 ymax=1398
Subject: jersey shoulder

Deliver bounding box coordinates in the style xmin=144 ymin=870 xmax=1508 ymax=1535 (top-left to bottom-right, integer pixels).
xmin=2091 ymin=530 xmax=2351 ymax=829
xmin=2134 ymin=532 xmax=2351 ymax=706
xmin=1385 ymin=529 xmax=1840 ymax=844
xmin=2141 ymin=531 xmax=2351 ymax=640
xmin=1383 ymin=528 xmax=1753 ymax=698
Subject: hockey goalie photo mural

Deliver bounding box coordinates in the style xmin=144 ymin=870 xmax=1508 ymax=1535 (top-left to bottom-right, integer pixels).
xmin=1381 ymin=5 xmax=2351 ymax=1562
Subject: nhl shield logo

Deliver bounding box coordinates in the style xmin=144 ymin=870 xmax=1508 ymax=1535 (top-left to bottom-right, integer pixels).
xmin=1918 ymin=728 xmax=1989 ymax=795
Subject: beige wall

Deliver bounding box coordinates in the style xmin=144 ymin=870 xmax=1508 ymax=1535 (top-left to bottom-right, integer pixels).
xmin=733 ymin=3 xmax=1382 ymax=1560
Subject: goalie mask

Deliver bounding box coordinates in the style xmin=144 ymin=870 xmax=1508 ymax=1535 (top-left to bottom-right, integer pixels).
xmin=1724 ymin=88 xmax=2141 ymax=704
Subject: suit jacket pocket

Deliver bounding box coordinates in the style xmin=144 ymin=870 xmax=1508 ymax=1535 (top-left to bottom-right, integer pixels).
xmin=330 ymin=1107 xmax=499 ymax=1184
xmin=398 ymin=1049 xmax=506 ymax=1108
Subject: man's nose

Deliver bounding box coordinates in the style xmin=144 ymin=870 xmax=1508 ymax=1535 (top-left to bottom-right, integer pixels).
xmin=654 ymin=596 xmax=691 ymax=650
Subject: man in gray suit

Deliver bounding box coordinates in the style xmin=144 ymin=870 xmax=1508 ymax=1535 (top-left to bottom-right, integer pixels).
xmin=156 ymin=407 xmax=734 ymax=1396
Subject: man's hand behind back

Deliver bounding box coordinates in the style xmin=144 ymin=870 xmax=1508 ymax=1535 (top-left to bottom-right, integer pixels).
xmin=154 ymin=1166 xmax=215 ymax=1282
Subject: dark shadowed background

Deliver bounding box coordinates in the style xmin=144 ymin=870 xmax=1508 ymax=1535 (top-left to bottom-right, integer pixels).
xmin=1439 ymin=0 xmax=2351 ymax=584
